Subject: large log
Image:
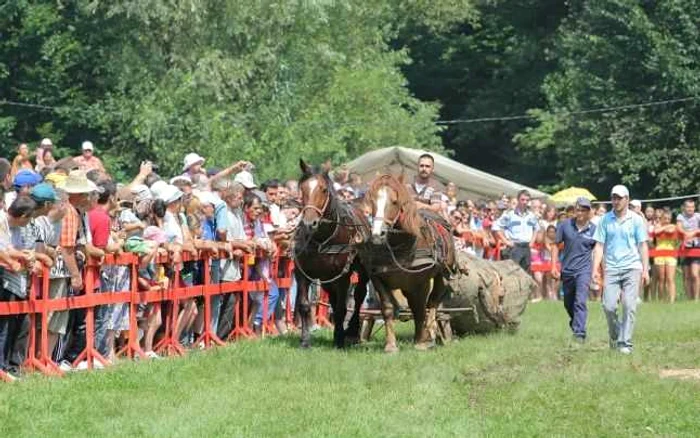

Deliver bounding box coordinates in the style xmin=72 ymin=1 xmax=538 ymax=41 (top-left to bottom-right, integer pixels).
xmin=443 ymin=252 xmax=536 ymax=335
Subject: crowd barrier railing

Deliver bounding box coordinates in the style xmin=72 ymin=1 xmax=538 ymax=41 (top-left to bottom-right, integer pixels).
xmin=0 ymin=250 xmax=295 ymax=382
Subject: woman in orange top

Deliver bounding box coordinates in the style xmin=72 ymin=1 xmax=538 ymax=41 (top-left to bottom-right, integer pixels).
xmin=652 ymin=210 xmax=679 ymax=303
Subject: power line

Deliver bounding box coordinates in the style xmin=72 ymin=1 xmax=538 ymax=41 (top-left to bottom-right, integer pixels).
xmin=2 ymin=95 xmax=699 ymax=126
xmin=435 ymin=96 xmax=700 ymax=125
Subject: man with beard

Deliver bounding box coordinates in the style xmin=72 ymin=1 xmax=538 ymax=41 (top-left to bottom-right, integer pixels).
xmin=406 ymin=154 xmax=446 ymax=214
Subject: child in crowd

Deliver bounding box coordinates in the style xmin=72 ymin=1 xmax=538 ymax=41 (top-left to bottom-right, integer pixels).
xmin=652 ymin=210 xmax=679 ymax=303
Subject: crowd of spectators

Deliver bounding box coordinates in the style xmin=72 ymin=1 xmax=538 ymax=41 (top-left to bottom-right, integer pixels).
xmin=0 ymin=140 xmax=697 ymax=380
xmin=0 ymin=139 xmax=351 ymax=381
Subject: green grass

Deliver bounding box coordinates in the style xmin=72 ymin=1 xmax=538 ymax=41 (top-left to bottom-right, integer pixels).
xmin=2 ymin=302 xmax=700 ymax=437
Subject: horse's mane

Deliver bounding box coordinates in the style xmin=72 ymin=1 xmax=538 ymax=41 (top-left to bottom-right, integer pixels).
xmin=366 ymin=174 xmax=423 ymax=238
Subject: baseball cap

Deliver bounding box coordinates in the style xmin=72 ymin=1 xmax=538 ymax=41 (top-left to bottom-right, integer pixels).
xmin=611 ymin=185 xmax=629 ymax=198
xmin=40 ymin=138 xmax=53 ymax=147
xmin=13 ymin=169 xmax=42 ymax=189
xmin=234 ymin=170 xmax=257 ymax=189
xmin=630 ymin=199 xmax=642 ymax=209
xmin=575 ymin=197 xmax=592 ymax=209
xmin=82 ymin=141 xmax=94 ymax=151
xmin=193 ymin=190 xmax=220 ymax=206
xmin=44 ymin=173 xmax=67 ymax=187
xmin=30 ymin=183 xmax=59 ymax=203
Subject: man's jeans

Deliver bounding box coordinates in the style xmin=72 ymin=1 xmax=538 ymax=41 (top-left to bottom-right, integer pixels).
xmin=503 ymin=243 xmax=531 ymax=272
xmin=0 ymin=289 xmax=28 ymax=372
xmin=603 ymin=269 xmax=641 ymax=349
xmin=253 ymin=280 xmax=279 ymax=327
xmin=562 ymin=271 xmax=590 ymax=339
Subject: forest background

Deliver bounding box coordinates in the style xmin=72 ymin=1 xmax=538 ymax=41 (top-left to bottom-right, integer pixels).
xmin=2 ymin=0 xmax=700 ymax=198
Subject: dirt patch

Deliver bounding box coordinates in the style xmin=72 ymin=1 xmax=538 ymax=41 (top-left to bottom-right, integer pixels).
xmin=659 ymin=369 xmax=700 ymax=381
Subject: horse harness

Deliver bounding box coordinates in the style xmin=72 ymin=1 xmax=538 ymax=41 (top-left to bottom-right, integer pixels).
xmin=292 ymin=193 xmax=368 ymax=284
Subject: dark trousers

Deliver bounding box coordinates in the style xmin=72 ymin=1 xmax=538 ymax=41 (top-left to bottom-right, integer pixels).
xmin=217 ymin=293 xmax=237 ymax=340
xmin=505 ymin=243 xmax=531 ymax=272
xmin=562 ymin=271 xmax=590 ymax=338
xmin=62 ymin=308 xmax=86 ymax=363
xmin=0 ymin=289 xmax=28 ymax=372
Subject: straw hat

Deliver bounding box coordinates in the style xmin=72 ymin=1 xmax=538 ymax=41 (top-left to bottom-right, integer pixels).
xmin=58 ymin=170 xmax=99 ymax=194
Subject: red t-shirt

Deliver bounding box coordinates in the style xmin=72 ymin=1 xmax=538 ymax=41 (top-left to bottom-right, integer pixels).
xmin=88 ymin=206 xmax=111 ymax=249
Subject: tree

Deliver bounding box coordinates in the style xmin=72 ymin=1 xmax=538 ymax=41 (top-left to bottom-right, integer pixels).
xmin=516 ymin=0 xmax=700 ymax=197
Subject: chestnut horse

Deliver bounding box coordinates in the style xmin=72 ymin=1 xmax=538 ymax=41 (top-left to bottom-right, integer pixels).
xmin=293 ymin=159 xmax=370 ymax=348
xmin=361 ymin=174 xmax=455 ymax=353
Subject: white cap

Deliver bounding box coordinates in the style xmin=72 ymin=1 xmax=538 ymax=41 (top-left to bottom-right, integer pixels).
xmin=149 ymin=180 xmax=169 ymax=200
xmin=130 ymin=184 xmax=152 ymax=202
xmin=170 ymin=175 xmax=193 ymax=186
xmin=630 ymin=199 xmax=642 ymax=209
xmin=333 ymin=182 xmax=342 ymax=191
xmin=193 ymin=190 xmax=219 ymax=206
xmin=158 ymin=184 xmax=184 ymax=204
xmin=81 ymin=141 xmax=94 ymax=151
xmin=611 ymin=185 xmax=629 ymax=198
xmin=182 ymin=153 xmax=205 ymax=172
xmin=40 ymin=138 xmax=53 ymax=146
xmin=234 ymin=170 xmax=257 ymax=189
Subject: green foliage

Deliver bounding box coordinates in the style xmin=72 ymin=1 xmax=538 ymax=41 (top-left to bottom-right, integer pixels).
xmin=516 ymin=0 xmax=700 ymax=197
xmin=0 ymin=1 xmax=447 ymax=180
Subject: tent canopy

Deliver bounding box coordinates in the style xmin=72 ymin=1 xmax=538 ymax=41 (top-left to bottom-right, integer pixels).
xmin=345 ymin=147 xmax=548 ymax=200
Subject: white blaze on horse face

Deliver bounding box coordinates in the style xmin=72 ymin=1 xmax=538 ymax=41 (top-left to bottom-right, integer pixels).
xmin=372 ymin=187 xmax=388 ymax=236
xmin=307 ymin=178 xmax=319 ymax=199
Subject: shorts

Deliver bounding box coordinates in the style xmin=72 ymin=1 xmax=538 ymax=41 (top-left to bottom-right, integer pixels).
xmin=654 ymin=257 xmax=677 ymax=267
xmin=681 ymin=257 xmax=700 ymax=267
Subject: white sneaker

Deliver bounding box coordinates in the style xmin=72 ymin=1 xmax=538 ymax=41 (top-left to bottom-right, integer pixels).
xmin=75 ymin=361 xmax=89 ymax=371
xmin=618 ymin=346 xmax=633 ymax=355
xmin=3 ymin=371 xmax=18 ymax=382
xmin=59 ymin=360 xmax=73 ymax=372
xmin=93 ymin=360 xmax=105 ymax=370
xmin=145 ymin=351 xmax=161 ymax=360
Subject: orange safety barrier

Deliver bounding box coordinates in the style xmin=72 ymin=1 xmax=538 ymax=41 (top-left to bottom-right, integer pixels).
xmin=0 ymin=250 xmax=295 ymax=381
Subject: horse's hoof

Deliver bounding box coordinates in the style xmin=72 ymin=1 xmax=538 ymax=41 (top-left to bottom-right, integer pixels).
xmin=384 ymin=344 xmax=399 ymax=354
xmin=414 ymin=341 xmax=434 ymax=351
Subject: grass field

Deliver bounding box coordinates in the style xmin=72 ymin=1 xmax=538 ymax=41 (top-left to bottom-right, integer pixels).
xmin=1 ymin=301 xmax=699 ymax=437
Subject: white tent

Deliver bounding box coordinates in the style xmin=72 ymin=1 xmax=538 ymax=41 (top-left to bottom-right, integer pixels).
xmin=345 ymin=146 xmax=548 ymax=200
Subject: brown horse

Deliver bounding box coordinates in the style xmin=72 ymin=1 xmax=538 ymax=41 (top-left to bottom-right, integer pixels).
xmin=361 ymin=174 xmax=455 ymax=353
xmin=293 ymin=159 xmax=370 ymax=348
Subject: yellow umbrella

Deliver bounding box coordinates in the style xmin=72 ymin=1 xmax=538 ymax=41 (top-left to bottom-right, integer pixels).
xmin=550 ymin=187 xmax=597 ymax=205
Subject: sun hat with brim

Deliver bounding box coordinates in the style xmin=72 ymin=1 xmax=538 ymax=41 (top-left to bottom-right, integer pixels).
xmin=158 ymin=184 xmax=184 ymax=204
xmin=30 ymin=183 xmax=59 ymax=203
xmin=182 ymin=153 xmax=205 ymax=172
xmin=13 ymin=170 xmax=42 ymax=189
xmin=234 ymin=170 xmax=257 ymax=189
xmin=60 ymin=170 xmax=99 ymax=194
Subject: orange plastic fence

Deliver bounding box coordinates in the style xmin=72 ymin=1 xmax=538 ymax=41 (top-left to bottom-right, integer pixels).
xmin=0 ymin=251 xmax=295 ymax=381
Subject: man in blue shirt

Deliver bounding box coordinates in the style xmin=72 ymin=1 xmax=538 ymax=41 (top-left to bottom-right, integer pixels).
xmin=592 ymin=185 xmax=649 ymax=354
xmin=493 ymin=190 xmax=540 ymax=272
xmin=552 ymin=197 xmax=596 ymax=343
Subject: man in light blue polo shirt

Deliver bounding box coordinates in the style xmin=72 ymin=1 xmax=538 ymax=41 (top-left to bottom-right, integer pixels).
xmin=592 ymin=185 xmax=649 ymax=354
xmin=493 ymin=190 xmax=539 ymax=272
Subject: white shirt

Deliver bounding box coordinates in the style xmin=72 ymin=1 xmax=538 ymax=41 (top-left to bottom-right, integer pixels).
xmin=163 ymin=211 xmax=184 ymax=245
